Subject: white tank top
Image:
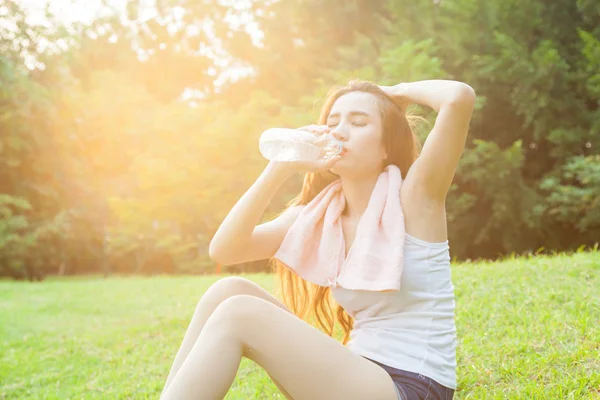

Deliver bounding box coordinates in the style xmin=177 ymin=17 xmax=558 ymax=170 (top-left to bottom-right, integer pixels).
xmin=331 ymin=233 xmax=457 ymax=389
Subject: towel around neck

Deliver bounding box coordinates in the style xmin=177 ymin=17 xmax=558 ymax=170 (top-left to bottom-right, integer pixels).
xmin=274 ymin=164 xmax=405 ymax=291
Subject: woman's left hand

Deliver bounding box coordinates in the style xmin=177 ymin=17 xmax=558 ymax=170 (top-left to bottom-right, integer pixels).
xmin=379 ymin=83 xmax=411 ymax=111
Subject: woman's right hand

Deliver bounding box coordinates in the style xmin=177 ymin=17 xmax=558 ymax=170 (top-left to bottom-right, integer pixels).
xmin=272 ymin=125 xmax=342 ymax=174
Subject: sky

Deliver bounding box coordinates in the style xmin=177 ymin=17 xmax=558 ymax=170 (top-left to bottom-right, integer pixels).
xmin=19 ymin=0 xmax=131 ymax=26
xmin=14 ymin=0 xmax=261 ymax=88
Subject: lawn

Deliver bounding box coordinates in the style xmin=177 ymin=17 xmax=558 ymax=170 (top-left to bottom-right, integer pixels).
xmin=1 ymin=251 xmax=599 ymax=399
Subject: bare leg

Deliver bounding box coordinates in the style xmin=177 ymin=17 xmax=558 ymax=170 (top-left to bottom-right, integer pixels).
xmin=160 ymin=294 xmax=398 ymax=400
xmin=160 ymin=277 xmax=294 ymax=399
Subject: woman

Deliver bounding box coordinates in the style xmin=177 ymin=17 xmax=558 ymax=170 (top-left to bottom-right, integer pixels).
xmin=160 ymin=79 xmax=476 ymax=400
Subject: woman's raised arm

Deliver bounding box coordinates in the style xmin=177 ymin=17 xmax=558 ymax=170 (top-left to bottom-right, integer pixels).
xmin=381 ymin=80 xmax=476 ymax=203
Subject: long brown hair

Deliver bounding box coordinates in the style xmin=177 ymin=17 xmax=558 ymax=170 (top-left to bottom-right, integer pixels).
xmin=270 ymin=80 xmax=423 ymax=345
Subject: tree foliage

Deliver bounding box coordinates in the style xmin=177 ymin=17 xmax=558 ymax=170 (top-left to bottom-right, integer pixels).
xmin=0 ymin=0 xmax=597 ymax=278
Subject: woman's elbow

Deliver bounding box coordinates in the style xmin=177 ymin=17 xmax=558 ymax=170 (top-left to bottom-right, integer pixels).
xmin=453 ymin=82 xmax=476 ymax=104
xmin=208 ymin=242 xmax=227 ymax=265
xmin=451 ymin=83 xmax=476 ymax=107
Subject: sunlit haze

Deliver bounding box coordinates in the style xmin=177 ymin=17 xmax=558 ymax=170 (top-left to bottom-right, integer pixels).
xmin=15 ymin=0 xmax=261 ymax=87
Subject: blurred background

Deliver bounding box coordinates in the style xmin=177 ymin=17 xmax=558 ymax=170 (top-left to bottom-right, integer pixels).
xmin=1 ymin=0 xmax=598 ymax=280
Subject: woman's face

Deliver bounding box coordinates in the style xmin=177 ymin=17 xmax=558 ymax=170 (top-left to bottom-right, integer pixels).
xmin=326 ymin=91 xmax=387 ymax=177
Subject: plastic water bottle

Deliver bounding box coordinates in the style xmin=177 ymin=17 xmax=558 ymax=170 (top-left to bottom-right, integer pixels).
xmin=258 ymin=128 xmax=343 ymax=163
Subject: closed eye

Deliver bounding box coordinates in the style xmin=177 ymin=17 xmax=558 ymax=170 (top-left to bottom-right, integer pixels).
xmin=327 ymin=121 xmax=367 ymax=127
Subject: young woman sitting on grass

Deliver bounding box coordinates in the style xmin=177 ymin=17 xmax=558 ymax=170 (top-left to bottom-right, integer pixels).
xmin=159 ymin=79 xmax=476 ymax=400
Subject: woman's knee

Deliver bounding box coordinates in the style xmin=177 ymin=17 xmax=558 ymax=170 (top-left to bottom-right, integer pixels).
xmin=208 ymin=276 xmax=259 ymax=297
xmin=196 ymin=277 xmax=257 ymax=311
xmin=198 ymin=276 xmax=291 ymax=315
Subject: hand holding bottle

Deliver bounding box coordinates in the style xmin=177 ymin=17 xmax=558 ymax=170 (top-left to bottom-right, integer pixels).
xmin=259 ymin=125 xmax=343 ymax=174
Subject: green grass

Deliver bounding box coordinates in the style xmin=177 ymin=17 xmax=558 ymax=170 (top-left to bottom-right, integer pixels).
xmin=1 ymin=251 xmax=599 ymax=399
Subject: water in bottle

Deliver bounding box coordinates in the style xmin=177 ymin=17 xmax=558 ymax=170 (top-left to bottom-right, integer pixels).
xmin=259 ymin=128 xmax=343 ymax=163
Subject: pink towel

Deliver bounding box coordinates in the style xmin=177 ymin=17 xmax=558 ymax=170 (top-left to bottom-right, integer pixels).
xmin=274 ymin=164 xmax=405 ymax=291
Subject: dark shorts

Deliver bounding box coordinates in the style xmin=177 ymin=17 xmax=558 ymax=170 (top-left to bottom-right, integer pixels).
xmin=362 ymin=356 xmax=455 ymax=400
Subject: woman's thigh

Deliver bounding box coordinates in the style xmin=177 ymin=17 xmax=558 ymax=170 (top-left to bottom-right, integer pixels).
xmin=203 ymin=277 xmax=295 ymax=399
xmin=210 ymin=294 xmax=400 ymax=400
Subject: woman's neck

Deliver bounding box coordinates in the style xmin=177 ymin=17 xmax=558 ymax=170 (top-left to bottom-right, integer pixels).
xmin=339 ymin=170 xmax=382 ymax=220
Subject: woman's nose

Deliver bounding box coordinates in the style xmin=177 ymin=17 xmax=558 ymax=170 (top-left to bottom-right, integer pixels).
xmin=331 ymin=128 xmax=348 ymax=141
